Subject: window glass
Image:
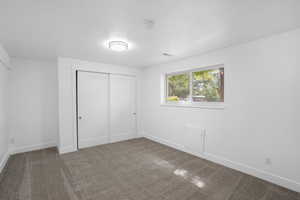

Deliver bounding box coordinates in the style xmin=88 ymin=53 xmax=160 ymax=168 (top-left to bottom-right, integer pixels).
xmin=166 ymin=73 xmax=190 ymax=102
xmin=192 ymin=67 xmax=224 ymax=102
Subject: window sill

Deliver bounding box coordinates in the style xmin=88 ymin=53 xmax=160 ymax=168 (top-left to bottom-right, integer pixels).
xmin=160 ymin=102 xmax=226 ymax=109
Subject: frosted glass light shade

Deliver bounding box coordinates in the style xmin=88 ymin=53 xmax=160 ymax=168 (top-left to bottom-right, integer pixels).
xmin=108 ymin=41 xmax=128 ymax=51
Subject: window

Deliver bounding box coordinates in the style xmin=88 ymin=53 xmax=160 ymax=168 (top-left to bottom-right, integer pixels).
xmin=167 ymin=73 xmax=190 ymax=102
xmin=165 ymin=65 xmax=224 ymax=105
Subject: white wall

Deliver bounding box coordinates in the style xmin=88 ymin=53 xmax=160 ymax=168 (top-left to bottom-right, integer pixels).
xmin=141 ymin=29 xmax=300 ymax=192
xmin=58 ymin=57 xmax=141 ymax=154
xmin=9 ymin=58 xmax=58 ymax=153
xmin=0 ymin=44 xmax=10 ymax=173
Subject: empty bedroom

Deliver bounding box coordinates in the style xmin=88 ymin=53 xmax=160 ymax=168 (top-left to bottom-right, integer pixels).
xmin=0 ymin=0 xmax=300 ymax=200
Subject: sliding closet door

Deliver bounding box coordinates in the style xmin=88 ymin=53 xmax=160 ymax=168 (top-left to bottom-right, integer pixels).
xmin=110 ymin=75 xmax=136 ymax=142
xmin=77 ymin=71 xmax=109 ymax=149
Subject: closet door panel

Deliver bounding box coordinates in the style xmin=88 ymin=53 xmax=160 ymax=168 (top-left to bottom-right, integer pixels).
xmin=77 ymin=71 xmax=109 ymax=149
xmin=110 ymin=75 xmax=136 ymax=142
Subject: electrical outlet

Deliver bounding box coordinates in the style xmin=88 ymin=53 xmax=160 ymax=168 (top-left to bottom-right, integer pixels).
xmin=10 ymin=138 xmax=15 ymax=144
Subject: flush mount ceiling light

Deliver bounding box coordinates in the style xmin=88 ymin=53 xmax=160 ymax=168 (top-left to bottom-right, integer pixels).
xmin=108 ymin=41 xmax=128 ymax=52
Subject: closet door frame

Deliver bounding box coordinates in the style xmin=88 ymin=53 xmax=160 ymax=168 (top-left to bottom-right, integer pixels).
xmin=74 ymin=69 xmax=137 ymax=150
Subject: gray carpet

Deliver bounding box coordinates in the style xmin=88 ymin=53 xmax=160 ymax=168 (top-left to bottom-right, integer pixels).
xmin=0 ymin=138 xmax=299 ymax=200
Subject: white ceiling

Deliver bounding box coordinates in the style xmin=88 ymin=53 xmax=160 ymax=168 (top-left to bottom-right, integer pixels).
xmin=1 ymin=0 xmax=300 ymax=68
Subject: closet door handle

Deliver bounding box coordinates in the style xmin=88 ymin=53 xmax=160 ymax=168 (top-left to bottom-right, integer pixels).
xmin=132 ymin=113 xmax=136 ymax=115
xmin=78 ymin=116 xmax=82 ymax=120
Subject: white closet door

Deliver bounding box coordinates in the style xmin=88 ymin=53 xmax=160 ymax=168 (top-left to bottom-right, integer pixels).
xmin=77 ymin=71 xmax=109 ymax=149
xmin=110 ymin=74 xmax=136 ymax=142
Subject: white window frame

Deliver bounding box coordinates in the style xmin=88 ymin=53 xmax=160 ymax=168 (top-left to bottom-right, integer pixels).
xmin=161 ymin=64 xmax=225 ymax=109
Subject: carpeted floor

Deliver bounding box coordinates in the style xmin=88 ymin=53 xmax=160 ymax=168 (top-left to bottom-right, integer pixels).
xmin=0 ymin=138 xmax=299 ymax=200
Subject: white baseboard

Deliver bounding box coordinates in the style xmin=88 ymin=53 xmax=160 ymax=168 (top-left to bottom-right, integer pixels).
xmin=0 ymin=151 xmax=10 ymax=174
xmin=1 ymin=142 xmax=58 ymax=173
xmin=203 ymin=152 xmax=300 ymax=193
xmin=78 ymin=136 xmax=109 ymax=149
xmin=143 ymin=133 xmax=300 ymax=193
xmin=110 ymin=133 xmax=137 ymax=143
xmin=59 ymin=145 xmax=76 ymax=154
xmin=10 ymin=141 xmax=57 ymax=155
xmin=58 ymin=134 xmax=140 ymax=154
xmin=59 ymin=134 xmax=140 ymax=154
xmin=136 ymin=134 xmax=144 ymax=139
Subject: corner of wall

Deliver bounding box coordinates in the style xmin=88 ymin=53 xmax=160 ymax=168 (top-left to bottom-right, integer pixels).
xmin=58 ymin=145 xmax=76 ymax=155
xmin=0 ymin=44 xmax=10 ymax=175
xmin=0 ymin=151 xmax=10 ymax=174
